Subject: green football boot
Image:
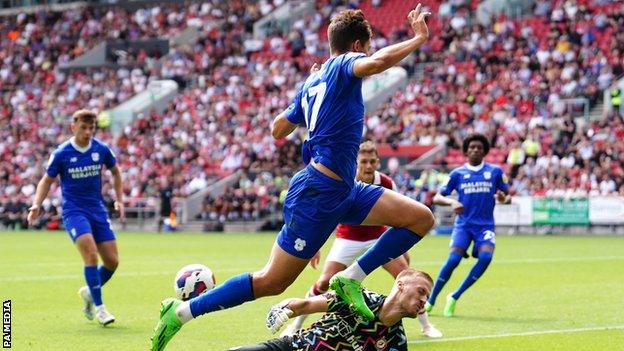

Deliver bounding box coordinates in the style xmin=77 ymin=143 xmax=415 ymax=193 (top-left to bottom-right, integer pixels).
xmin=329 ymin=276 xmax=375 ymax=320
xmin=443 ymin=294 xmax=457 ymax=317
xmin=424 ymin=301 xmax=433 ymax=313
xmin=151 ymin=298 xmax=183 ymax=351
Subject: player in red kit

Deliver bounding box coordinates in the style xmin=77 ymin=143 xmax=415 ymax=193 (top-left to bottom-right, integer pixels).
xmin=281 ymin=141 xmax=442 ymax=338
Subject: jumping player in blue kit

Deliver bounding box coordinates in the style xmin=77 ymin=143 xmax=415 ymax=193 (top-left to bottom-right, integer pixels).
xmin=27 ymin=109 xmax=125 ymax=326
xmin=151 ymin=5 xmax=434 ymax=350
xmin=424 ymin=133 xmax=511 ymax=317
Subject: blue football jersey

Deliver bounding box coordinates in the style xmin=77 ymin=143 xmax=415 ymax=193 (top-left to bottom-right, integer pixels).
xmin=439 ymin=163 xmax=509 ymax=227
xmin=285 ymin=52 xmax=366 ymax=188
xmin=46 ymin=137 xmax=117 ymax=214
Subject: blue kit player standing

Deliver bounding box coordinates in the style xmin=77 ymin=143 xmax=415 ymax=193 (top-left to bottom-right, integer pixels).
xmin=27 ymin=109 xmax=125 ymax=326
xmin=151 ymin=5 xmax=434 ymax=350
xmin=424 ymin=133 xmax=510 ymax=317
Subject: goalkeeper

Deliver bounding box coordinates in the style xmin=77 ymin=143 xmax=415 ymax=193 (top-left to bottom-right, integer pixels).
xmin=228 ymin=269 xmax=432 ymax=351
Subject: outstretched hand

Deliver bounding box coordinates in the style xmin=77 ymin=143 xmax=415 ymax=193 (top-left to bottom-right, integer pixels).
xmin=408 ymin=3 xmax=432 ymax=41
xmin=266 ymin=302 xmax=294 ymax=334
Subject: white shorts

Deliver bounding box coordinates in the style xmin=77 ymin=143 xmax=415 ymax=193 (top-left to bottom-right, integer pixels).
xmin=325 ymin=237 xmax=378 ymax=266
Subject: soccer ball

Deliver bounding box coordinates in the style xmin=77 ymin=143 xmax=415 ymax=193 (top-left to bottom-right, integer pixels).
xmin=174 ymin=264 xmax=216 ymax=301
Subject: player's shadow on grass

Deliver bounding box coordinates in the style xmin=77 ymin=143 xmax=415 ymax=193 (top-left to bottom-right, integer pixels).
xmin=449 ymin=315 xmax=555 ymax=324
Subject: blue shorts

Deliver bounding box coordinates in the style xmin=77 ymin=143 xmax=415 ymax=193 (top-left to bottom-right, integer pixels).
xmin=63 ymin=210 xmax=116 ymax=244
xmin=450 ymin=225 xmax=496 ymax=258
xmin=277 ymin=164 xmax=385 ymax=259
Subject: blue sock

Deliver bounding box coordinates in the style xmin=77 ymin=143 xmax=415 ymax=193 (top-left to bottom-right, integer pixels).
xmin=357 ymin=227 xmax=423 ymax=275
xmin=98 ymin=266 xmax=115 ymax=286
xmin=451 ymin=250 xmax=493 ymax=300
xmin=84 ymin=266 xmax=103 ymax=306
xmin=189 ymin=273 xmax=255 ymax=317
xmin=428 ymin=251 xmax=462 ymax=305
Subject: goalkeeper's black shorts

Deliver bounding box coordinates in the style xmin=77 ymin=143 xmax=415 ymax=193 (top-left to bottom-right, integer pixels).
xmin=227 ymin=336 xmax=294 ymax=351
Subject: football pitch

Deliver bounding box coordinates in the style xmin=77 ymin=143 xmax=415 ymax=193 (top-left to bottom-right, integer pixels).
xmin=1 ymin=231 xmax=623 ymax=351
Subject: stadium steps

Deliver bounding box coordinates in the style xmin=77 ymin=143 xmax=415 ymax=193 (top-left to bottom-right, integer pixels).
xmin=413 ymin=63 xmax=426 ymax=81
xmin=182 ymin=171 xmax=242 ymax=223
xmin=588 ymin=100 xmax=605 ymax=121
xmin=223 ymin=221 xmax=267 ymax=233
xmin=180 ymin=220 xmax=206 ymax=232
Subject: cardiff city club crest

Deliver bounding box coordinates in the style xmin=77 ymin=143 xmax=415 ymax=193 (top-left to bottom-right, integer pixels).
xmin=375 ymin=337 xmax=387 ymax=350
xmin=483 ymin=171 xmax=491 ymax=179
xmin=91 ymin=152 xmax=100 ymax=162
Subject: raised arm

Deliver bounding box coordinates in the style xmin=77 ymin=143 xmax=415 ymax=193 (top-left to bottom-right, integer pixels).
xmin=27 ymin=175 xmax=56 ymax=226
xmin=271 ymin=111 xmax=298 ymax=140
xmin=353 ymin=3 xmax=431 ymax=78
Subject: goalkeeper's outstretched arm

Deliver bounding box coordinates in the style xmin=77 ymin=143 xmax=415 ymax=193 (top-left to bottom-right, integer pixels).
xmin=266 ymin=295 xmax=329 ymax=334
xmin=283 ymin=295 xmax=329 ymax=317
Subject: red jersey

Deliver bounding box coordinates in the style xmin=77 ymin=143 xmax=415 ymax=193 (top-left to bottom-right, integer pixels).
xmin=336 ymin=171 xmax=397 ymax=242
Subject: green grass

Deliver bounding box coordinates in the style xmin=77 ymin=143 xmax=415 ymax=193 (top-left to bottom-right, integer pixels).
xmin=1 ymin=231 xmax=623 ymax=350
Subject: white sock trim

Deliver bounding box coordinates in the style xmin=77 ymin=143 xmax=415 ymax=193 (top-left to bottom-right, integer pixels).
xmin=417 ymin=312 xmax=431 ymax=328
xmin=341 ymin=262 xmax=367 ymax=282
xmin=175 ymin=301 xmax=193 ymax=324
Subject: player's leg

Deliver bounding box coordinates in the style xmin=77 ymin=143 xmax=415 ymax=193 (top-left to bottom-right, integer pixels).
xmin=179 ymin=167 xmax=343 ymax=318
xmin=96 ymin=240 xmax=118 ymax=286
xmin=86 ymin=214 xmax=117 ymax=324
xmin=75 ymin=233 xmax=102 ymax=308
xmin=332 ymin=187 xmax=434 ymax=319
xmin=403 ymin=251 xmax=411 ymax=266
xmin=426 ymin=248 xmax=465 ymax=311
xmin=284 ymin=238 xmax=365 ymax=336
xmin=151 ymin=166 xmax=347 ymax=350
xmin=426 ymin=227 xmax=470 ymax=313
xmin=312 ymin=260 xmax=346 ymax=294
xmin=354 ymin=189 xmax=434 ymax=276
xmin=152 ymin=243 xmax=310 ymax=351
xmin=91 ymin=215 xmax=119 ymax=288
xmin=315 ymin=238 xmax=370 ymax=293
xmin=446 ymin=229 xmax=496 ymax=317
xmin=65 ymin=213 xmax=104 ymax=322
xmin=75 ymin=232 xmax=114 ymax=325
xmin=451 ymin=245 xmax=494 ymax=301
xmin=381 ymin=253 xmax=409 ymax=277
xmin=185 ymin=243 xmax=309 ymax=316
xmin=153 ymin=217 xmax=337 ymax=349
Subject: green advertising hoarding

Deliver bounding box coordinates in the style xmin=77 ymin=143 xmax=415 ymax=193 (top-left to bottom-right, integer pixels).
xmin=533 ymin=198 xmax=589 ymax=225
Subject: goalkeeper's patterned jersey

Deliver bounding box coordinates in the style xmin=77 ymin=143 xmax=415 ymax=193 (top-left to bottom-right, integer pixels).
xmin=291 ymin=290 xmax=407 ymax=351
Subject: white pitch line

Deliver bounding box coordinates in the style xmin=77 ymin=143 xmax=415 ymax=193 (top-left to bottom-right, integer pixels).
xmin=0 ymin=258 xmax=264 ymax=268
xmin=409 ymin=325 xmax=624 ymax=344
